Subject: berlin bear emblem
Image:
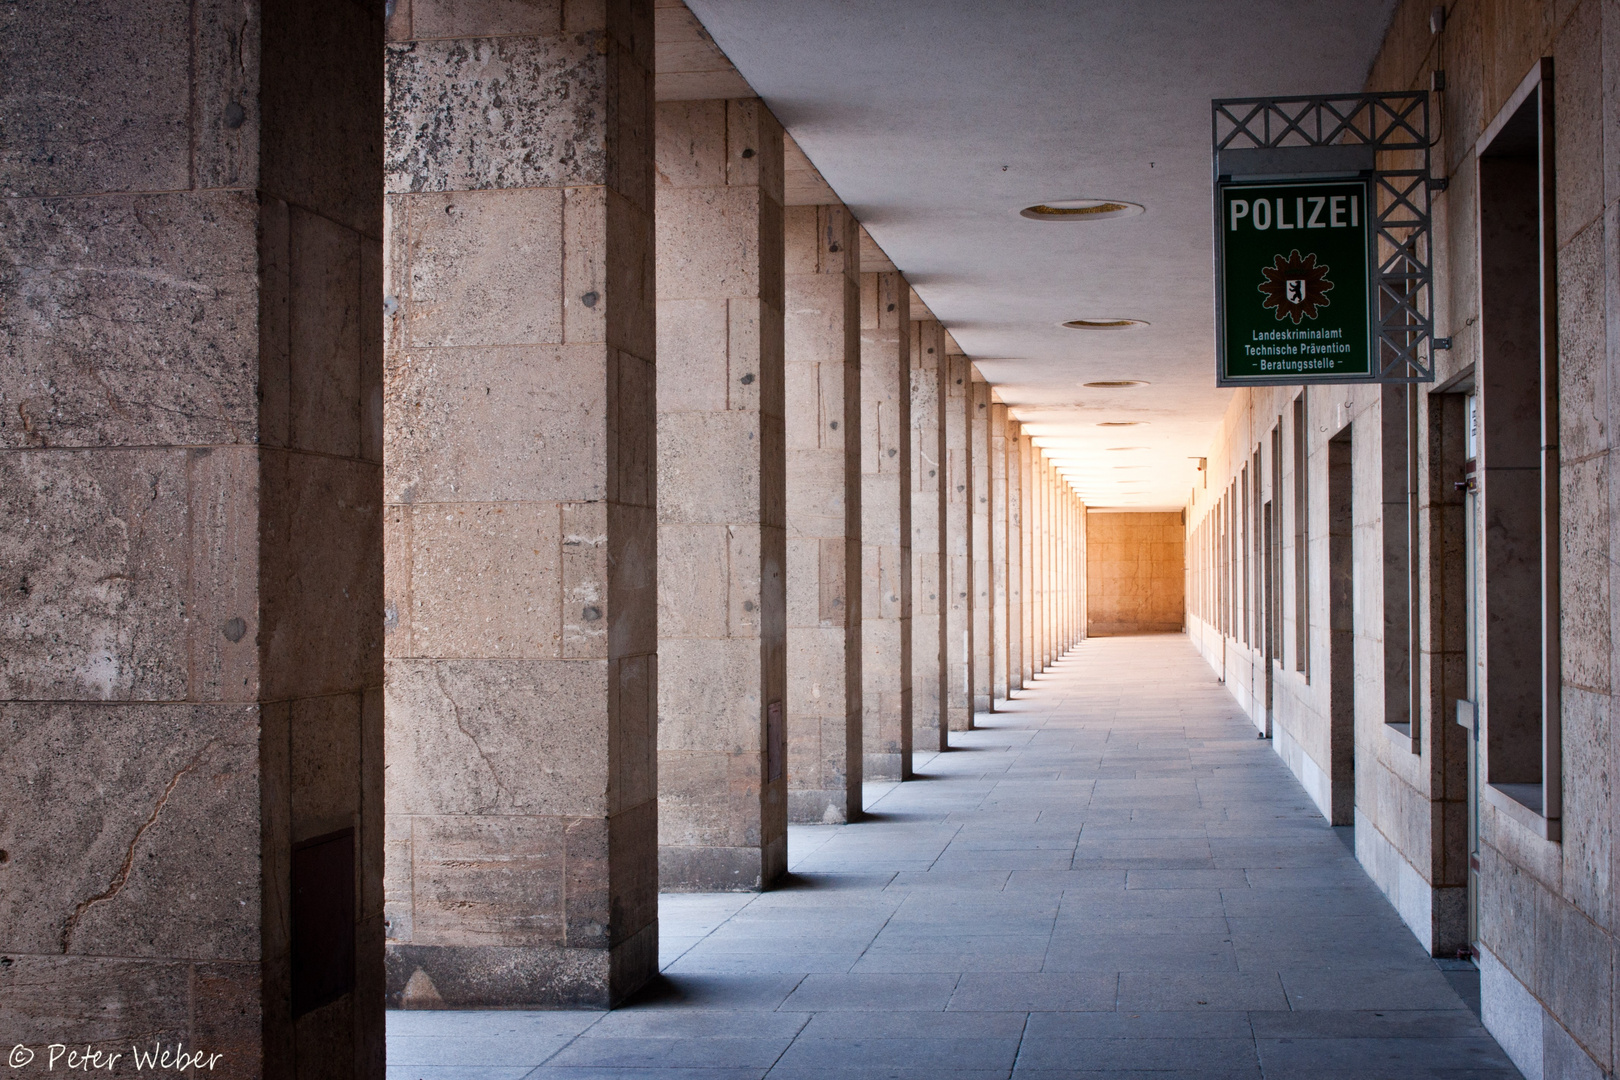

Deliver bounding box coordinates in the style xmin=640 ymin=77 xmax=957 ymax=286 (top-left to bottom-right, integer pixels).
xmin=1259 ymin=250 xmax=1333 ymax=324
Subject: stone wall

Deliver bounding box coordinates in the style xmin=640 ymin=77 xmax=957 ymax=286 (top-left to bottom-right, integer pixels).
xmin=1187 ymin=4 xmax=1619 ymax=1077
xmin=1086 ymin=512 xmax=1185 ymax=635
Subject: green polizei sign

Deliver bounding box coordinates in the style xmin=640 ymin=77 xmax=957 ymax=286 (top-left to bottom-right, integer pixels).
xmin=1216 ymin=178 xmax=1375 ymax=386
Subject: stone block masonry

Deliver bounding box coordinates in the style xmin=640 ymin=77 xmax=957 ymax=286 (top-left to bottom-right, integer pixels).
xmin=654 ymin=97 xmax=788 ymax=889
xmin=382 ymin=0 xmax=659 ymax=1008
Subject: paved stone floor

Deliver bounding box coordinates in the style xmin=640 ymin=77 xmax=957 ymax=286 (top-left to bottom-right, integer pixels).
xmin=388 ymin=633 xmax=1521 ymax=1079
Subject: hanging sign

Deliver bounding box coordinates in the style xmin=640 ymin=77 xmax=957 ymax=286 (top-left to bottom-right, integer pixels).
xmin=1216 ymin=178 xmax=1374 ymax=386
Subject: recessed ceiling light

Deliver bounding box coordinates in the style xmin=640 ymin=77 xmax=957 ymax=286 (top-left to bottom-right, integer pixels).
xmin=1066 ymin=320 xmax=1150 ymax=331
xmin=1020 ymin=199 xmax=1145 ymax=222
xmin=1096 ymin=421 xmax=1148 ymax=427
xmin=1106 ymin=446 xmax=1149 ymax=451
xmin=1113 ymin=465 xmax=1148 ymax=469
xmin=1082 ymin=379 xmax=1150 ymax=388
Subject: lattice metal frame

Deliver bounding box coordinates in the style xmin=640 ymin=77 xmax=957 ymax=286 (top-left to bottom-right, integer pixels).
xmin=1213 ymin=92 xmax=1436 ymax=383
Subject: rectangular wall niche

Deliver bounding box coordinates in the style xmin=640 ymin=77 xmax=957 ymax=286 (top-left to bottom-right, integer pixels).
xmin=1475 ymin=59 xmax=1560 ymax=840
xmin=291 ymin=828 xmax=357 ymax=1016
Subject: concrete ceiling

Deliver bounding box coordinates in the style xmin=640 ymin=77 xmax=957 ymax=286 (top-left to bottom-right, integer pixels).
xmin=679 ymin=0 xmax=1399 ymax=508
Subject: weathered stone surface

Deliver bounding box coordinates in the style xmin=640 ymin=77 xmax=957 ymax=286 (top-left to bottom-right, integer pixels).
xmin=393 ymin=502 xmax=564 ymax=659
xmin=410 ymin=0 xmax=565 ymax=39
xmin=0 ymin=194 xmax=260 ymax=449
xmin=1559 ymin=218 xmax=1608 ymax=463
xmin=397 ymin=189 xmax=565 ymax=348
xmin=385 ymin=35 xmax=608 ymax=194
xmin=0 ymin=955 xmax=193 ymax=1054
xmin=290 ymin=692 xmax=365 ymax=841
xmin=657 ymin=412 xmax=766 ymax=524
xmin=0 ymin=448 xmax=269 ymax=703
xmin=409 ymin=814 xmax=567 ymax=945
xmin=0 ymin=702 xmax=260 ymax=959
xmin=0 ymin=1 xmax=193 ymax=198
xmin=285 ymin=206 xmax=366 ymax=458
xmin=385 ymin=935 xmax=642 ymax=1010
xmin=385 ymin=658 xmax=609 ymax=816
xmin=260 ymin=451 xmax=384 ymax=700
xmin=385 ymin=344 xmax=609 ymax=504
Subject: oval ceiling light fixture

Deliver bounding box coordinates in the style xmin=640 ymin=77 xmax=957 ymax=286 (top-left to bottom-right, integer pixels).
xmin=1020 ymin=199 xmax=1145 ymax=222
xmin=1082 ymin=379 xmax=1150 ymax=388
xmin=1065 ymin=320 xmax=1150 ymax=331
xmin=1096 ymin=420 xmax=1148 ymax=427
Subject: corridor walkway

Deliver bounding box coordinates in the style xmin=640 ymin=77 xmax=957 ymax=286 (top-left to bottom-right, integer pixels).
xmin=387 ymin=634 xmax=1519 ymax=1079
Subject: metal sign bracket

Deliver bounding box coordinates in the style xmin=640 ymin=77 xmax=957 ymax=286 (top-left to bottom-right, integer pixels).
xmin=1213 ymin=92 xmax=1437 ymax=384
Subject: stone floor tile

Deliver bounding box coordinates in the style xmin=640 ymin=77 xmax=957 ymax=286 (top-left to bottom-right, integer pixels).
xmin=1124 ymin=868 xmax=1248 ymax=888
xmin=1279 ymin=968 xmax=1472 ymax=1011
xmin=387 ymin=1035 xmax=581 ymax=1068
xmin=526 ymin=1071 xmax=767 ymax=1080
xmin=1043 ymin=934 xmax=1237 ymax=973
xmin=381 ymin=636 xmax=1521 ymax=1079
xmin=1115 ymin=972 xmax=1289 ymax=1011
xmin=1246 ymin=1009 xmax=1491 ymax=1039
xmin=583 ymin=1009 xmax=810 ymax=1039
xmin=614 ymin=974 xmax=807 ymax=1011
xmin=386 ymin=1012 xmax=601 ymax=1039
xmin=778 ymin=973 xmax=961 ymax=1011
xmin=384 ymin=1069 xmax=539 ymax=1080
xmin=947 ymin=972 xmax=1119 ymax=1011
xmin=1021 ymin=1011 xmax=1252 ymax=1038
xmin=541 ymin=1036 xmax=791 ymax=1069
xmin=1256 ymin=1036 xmax=1520 ymax=1078
xmin=1013 ymin=1035 xmax=1261 ymax=1073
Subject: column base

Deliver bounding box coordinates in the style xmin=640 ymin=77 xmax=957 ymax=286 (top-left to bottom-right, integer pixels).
xmin=864 ymin=752 xmax=913 ymax=782
xmin=658 ymin=840 xmax=787 ymax=892
xmin=788 ymin=789 xmax=856 ymax=824
xmin=384 ymin=927 xmax=657 ymax=1010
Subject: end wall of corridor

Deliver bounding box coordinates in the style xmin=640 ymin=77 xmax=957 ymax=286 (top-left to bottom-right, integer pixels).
xmin=1085 ymin=511 xmax=1184 ymax=636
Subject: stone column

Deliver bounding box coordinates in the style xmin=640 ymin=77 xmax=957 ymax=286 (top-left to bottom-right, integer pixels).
xmin=970 ymin=379 xmax=993 ymax=714
xmin=383 ymin=1 xmax=658 ymax=1008
xmin=1038 ymin=457 xmax=1052 ymax=667
xmin=0 ymin=4 xmax=384 ymax=1071
xmin=655 ymin=99 xmax=786 ymax=890
xmin=989 ymin=402 xmax=1009 ymax=702
xmin=1030 ymin=452 xmax=1045 ymax=673
xmin=1063 ymin=489 xmax=1074 ymax=650
xmin=1006 ymin=420 xmax=1024 ymax=693
xmin=910 ymin=320 xmax=949 ymax=753
xmin=945 ymin=354 xmax=974 ymax=731
xmin=1052 ymin=467 xmax=1062 ymax=653
xmin=862 ymin=272 xmax=912 ymax=779
xmin=1020 ymin=436 xmax=1036 ymax=684
xmin=784 ymin=203 xmax=861 ymax=824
